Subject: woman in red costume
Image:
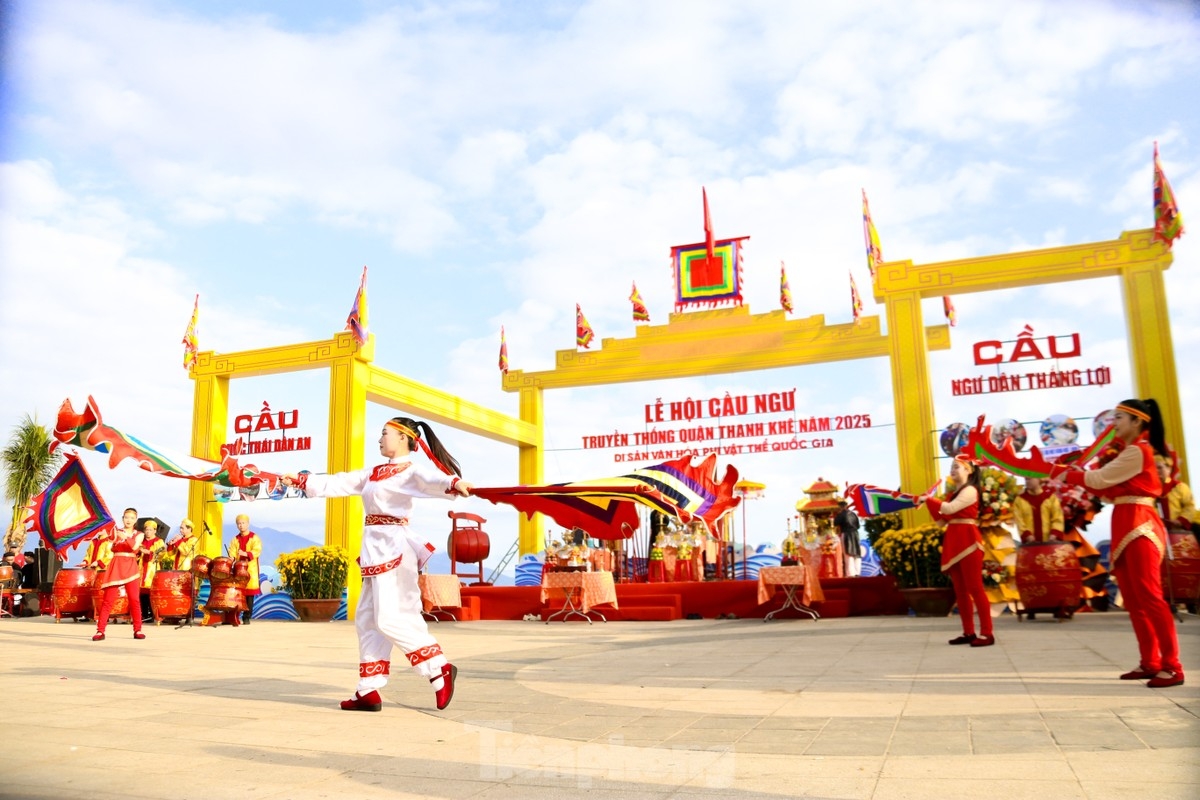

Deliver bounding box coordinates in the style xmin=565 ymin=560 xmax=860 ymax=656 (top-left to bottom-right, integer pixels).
xmin=92 ymin=521 xmax=147 ymax=641
xmin=921 ymin=454 xmax=995 ymax=647
xmin=1052 ymin=398 xmax=1183 ymax=688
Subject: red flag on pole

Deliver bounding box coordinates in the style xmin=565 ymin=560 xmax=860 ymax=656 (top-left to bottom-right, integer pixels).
xmin=498 ymin=326 xmax=509 ymax=374
xmin=850 ymin=272 xmax=864 ymax=323
xmin=181 ymin=294 xmax=200 ymax=370
xmin=943 ymin=296 xmax=957 ymax=327
xmin=703 ymin=186 xmax=715 ymax=259
xmin=780 ymin=262 xmax=793 ymax=314
xmin=630 ymin=282 xmax=650 ymax=323
xmin=1153 ymin=142 xmax=1185 ymax=248
xmin=576 ymin=304 xmax=595 ymax=348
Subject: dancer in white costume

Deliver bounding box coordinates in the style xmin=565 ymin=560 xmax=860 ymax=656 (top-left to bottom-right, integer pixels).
xmin=283 ymin=417 xmax=473 ymax=712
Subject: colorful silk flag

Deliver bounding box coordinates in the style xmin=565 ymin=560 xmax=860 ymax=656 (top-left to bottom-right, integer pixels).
xmin=630 ymin=282 xmax=650 ymax=323
xmin=862 ymin=189 xmax=883 ymax=280
xmin=498 ymin=326 xmax=509 ymax=374
xmin=780 ymin=261 xmax=793 ymax=314
xmin=472 ymin=453 xmax=741 ymax=539
xmin=703 ymin=186 xmax=715 ymax=259
xmin=943 ymin=295 xmax=957 ymax=327
xmin=54 ymin=396 xmax=282 ymax=492
xmin=23 ymin=452 xmax=115 ymax=557
xmin=1153 ymin=142 xmax=1185 ymax=248
xmin=845 ymin=483 xmax=933 ymax=517
xmin=181 ymin=294 xmax=199 ymax=370
xmin=962 ymin=415 xmax=1116 ymax=480
xmin=576 ymin=304 xmax=595 ymax=348
xmin=850 ymin=271 xmax=864 ymax=322
xmin=346 ymin=265 xmax=369 ymax=345
xmin=671 ymin=236 xmax=748 ymax=311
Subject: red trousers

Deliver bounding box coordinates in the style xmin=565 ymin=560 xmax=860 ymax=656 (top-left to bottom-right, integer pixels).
xmin=1113 ymin=536 xmax=1182 ymax=674
xmin=946 ymin=549 xmax=992 ymax=637
xmin=96 ymin=579 xmax=141 ymax=634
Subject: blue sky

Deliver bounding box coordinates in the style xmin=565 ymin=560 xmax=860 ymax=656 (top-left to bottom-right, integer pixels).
xmin=2 ymin=0 xmax=1198 ymax=564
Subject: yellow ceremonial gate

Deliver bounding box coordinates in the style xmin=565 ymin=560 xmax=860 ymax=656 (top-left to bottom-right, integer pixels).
xmin=502 ymin=228 xmax=1183 ymax=542
xmin=189 ymin=229 xmax=1183 ymax=573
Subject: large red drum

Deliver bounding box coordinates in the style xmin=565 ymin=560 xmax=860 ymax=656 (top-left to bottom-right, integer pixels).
xmin=90 ymin=582 xmax=131 ymax=620
xmin=1162 ymin=533 xmax=1200 ymax=603
xmin=209 ymin=556 xmax=235 ymax=582
xmin=205 ymin=583 xmax=246 ymax=613
xmin=150 ymin=570 xmax=194 ymax=623
xmin=192 ymin=555 xmax=212 ymax=579
xmin=52 ymin=568 xmax=97 ymax=621
xmin=448 ymin=529 xmax=490 ymax=564
xmin=1016 ymin=541 xmax=1082 ymax=619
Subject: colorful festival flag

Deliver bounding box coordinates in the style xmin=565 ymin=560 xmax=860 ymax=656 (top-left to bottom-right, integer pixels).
xmin=849 ymin=271 xmax=864 ymax=323
xmin=845 ymin=482 xmax=939 ymax=518
xmin=472 ymin=453 xmax=741 ymax=539
xmin=862 ymin=189 xmax=883 ymax=280
xmin=943 ymin=295 xmax=957 ymax=327
xmin=346 ymin=265 xmax=369 ymax=345
xmin=780 ymin=261 xmax=793 ymax=314
xmin=54 ymin=396 xmax=282 ymax=492
xmin=703 ymin=186 xmax=715 ymax=259
xmin=576 ymin=304 xmax=595 ymax=348
xmin=498 ymin=326 xmax=509 ymax=374
xmin=1153 ymin=142 xmax=1185 ymax=248
xmin=22 ymin=452 xmax=115 ymax=557
xmin=181 ymin=294 xmax=200 ymax=370
xmin=630 ymin=282 xmax=651 ymax=323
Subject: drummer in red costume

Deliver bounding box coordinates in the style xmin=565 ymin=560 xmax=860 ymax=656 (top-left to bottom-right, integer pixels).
xmin=1052 ymin=398 xmax=1184 ymax=688
xmin=92 ymin=509 xmax=146 ymax=641
xmin=230 ymin=514 xmax=263 ymax=625
xmin=282 ymin=416 xmax=473 ymax=712
xmin=920 ymin=454 xmax=995 ymax=647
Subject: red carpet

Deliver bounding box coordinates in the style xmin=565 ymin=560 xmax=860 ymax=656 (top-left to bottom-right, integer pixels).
xmin=460 ymin=575 xmax=908 ymax=621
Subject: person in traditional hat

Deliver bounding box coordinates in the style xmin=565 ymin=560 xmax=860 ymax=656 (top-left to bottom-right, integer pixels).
xmin=229 ymin=514 xmax=263 ymax=624
xmin=167 ymin=519 xmax=200 ymax=571
xmin=282 ymin=416 xmax=473 ymax=712
xmin=92 ymin=512 xmax=147 ymax=641
xmin=1012 ymin=477 xmax=1064 ymax=544
xmin=138 ymin=520 xmax=166 ymax=621
xmin=833 ymin=499 xmax=863 ymax=577
xmin=919 ymin=454 xmax=995 ymax=647
xmin=1053 ymin=399 xmax=1184 ymax=687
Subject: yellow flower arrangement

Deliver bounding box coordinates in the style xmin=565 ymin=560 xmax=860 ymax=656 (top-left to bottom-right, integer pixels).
xmin=275 ymin=545 xmax=351 ymax=600
xmin=944 ymin=467 xmax=1020 ymax=525
xmin=873 ymin=523 xmax=950 ymax=589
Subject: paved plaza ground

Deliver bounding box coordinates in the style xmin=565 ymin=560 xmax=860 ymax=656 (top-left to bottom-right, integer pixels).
xmin=2 ymin=610 xmax=1198 ymax=799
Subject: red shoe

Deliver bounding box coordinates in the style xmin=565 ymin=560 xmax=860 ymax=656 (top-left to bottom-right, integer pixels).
xmin=948 ymin=634 xmax=977 ymax=645
xmin=969 ymin=635 xmax=995 ymax=647
xmin=432 ymin=663 xmax=457 ymax=710
xmin=340 ymin=690 xmax=382 ymax=712
xmin=133 ymin=631 xmax=146 ymax=640
xmin=1147 ymin=671 xmax=1185 ymax=688
xmin=92 ymin=632 xmax=105 ymax=641
xmin=1120 ymin=666 xmax=1158 ymax=680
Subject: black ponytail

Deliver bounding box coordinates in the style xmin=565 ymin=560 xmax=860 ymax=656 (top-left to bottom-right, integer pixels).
xmin=1119 ymin=398 xmax=1168 ymax=458
xmin=389 ymin=416 xmax=462 ymax=477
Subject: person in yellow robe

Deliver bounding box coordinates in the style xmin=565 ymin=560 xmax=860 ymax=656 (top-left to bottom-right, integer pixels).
xmin=1012 ymin=477 xmax=1065 ymax=543
xmin=230 ymin=514 xmax=263 ymax=625
xmin=1156 ymin=458 xmax=1197 ymax=534
xmin=138 ymin=521 xmax=166 ymax=621
xmin=167 ymin=519 xmax=200 ymax=571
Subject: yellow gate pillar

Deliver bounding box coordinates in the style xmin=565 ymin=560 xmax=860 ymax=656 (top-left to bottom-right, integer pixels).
xmin=883 ymin=289 xmax=937 ymax=527
xmin=188 ymin=369 xmax=229 ymax=557
xmin=518 ymin=386 xmax=545 ymax=555
xmin=1122 ymin=259 xmax=1187 ymax=482
xmin=327 ymin=351 xmax=370 ymax=617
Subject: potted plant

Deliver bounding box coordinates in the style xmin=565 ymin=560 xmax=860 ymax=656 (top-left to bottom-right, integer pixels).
xmin=275 ymin=545 xmax=350 ymax=621
xmin=873 ymin=523 xmax=955 ymax=616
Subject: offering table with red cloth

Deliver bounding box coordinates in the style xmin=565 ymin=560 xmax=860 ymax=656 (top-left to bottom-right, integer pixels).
xmin=541 ymin=570 xmax=618 ymax=623
xmin=419 ymin=573 xmax=463 ymax=622
xmin=757 ymin=560 xmax=824 ymax=621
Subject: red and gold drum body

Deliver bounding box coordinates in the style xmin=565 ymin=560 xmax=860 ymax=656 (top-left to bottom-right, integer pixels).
xmin=150 ymin=570 xmax=194 ymax=623
xmin=209 ymin=556 xmax=235 ymax=582
xmin=1016 ymin=541 xmax=1082 ymax=618
xmin=90 ymin=582 xmax=130 ymax=620
xmin=192 ymin=555 xmax=212 ymax=580
xmin=1162 ymin=533 xmax=1200 ymax=603
xmin=205 ymin=583 xmax=246 ymax=614
xmin=52 ymin=568 xmax=97 ymax=621
xmin=231 ymin=560 xmax=251 ymax=588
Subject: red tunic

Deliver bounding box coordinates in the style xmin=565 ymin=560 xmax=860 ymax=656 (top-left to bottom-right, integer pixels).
xmin=1065 ymin=435 xmax=1164 ymax=564
xmin=99 ymin=534 xmax=143 ymax=588
xmin=926 ymin=488 xmax=982 ymax=571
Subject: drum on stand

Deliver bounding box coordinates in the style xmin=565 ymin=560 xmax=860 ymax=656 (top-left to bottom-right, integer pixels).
xmin=1162 ymin=532 xmax=1200 ymax=604
xmin=90 ymin=581 xmax=132 ymax=621
xmin=150 ymin=570 xmax=194 ymax=624
xmin=231 ymin=559 xmax=251 ymax=587
xmin=52 ymin=568 xmax=97 ymax=622
xmin=1016 ymin=541 xmax=1083 ymax=621
xmin=209 ymin=556 xmax=235 ymax=582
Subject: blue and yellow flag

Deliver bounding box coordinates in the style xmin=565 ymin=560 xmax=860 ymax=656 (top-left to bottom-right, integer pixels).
xmin=862 ymin=189 xmax=882 ymax=280
xmin=1154 ymin=142 xmax=1185 ymax=248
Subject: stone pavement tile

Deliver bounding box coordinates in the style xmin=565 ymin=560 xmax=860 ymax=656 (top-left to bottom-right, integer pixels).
xmin=886 ymin=731 xmax=973 ymax=756
xmin=1063 ymin=748 xmax=1200 ymax=782
xmin=1046 ymin=721 xmax=1146 ymax=749
xmin=736 ymin=728 xmax=817 ymax=747
xmin=1078 ymin=782 xmax=1200 ymax=800
xmin=1116 ymin=706 xmax=1200 ymax=731
xmin=752 ymin=715 xmax=829 ymax=730
xmin=686 ymin=715 xmax=760 ymax=731
xmin=880 ymin=753 xmax=1077 ymax=781
xmin=968 ymin=729 xmax=1060 ymax=755
xmin=968 ymin=713 xmax=1048 ymax=730
xmin=872 ymin=777 xmax=1087 ymax=800
xmin=893 ymin=715 xmax=968 ymax=732
xmin=1128 ymin=730 xmax=1200 ymax=749
xmin=804 ymin=733 xmax=891 ymax=756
